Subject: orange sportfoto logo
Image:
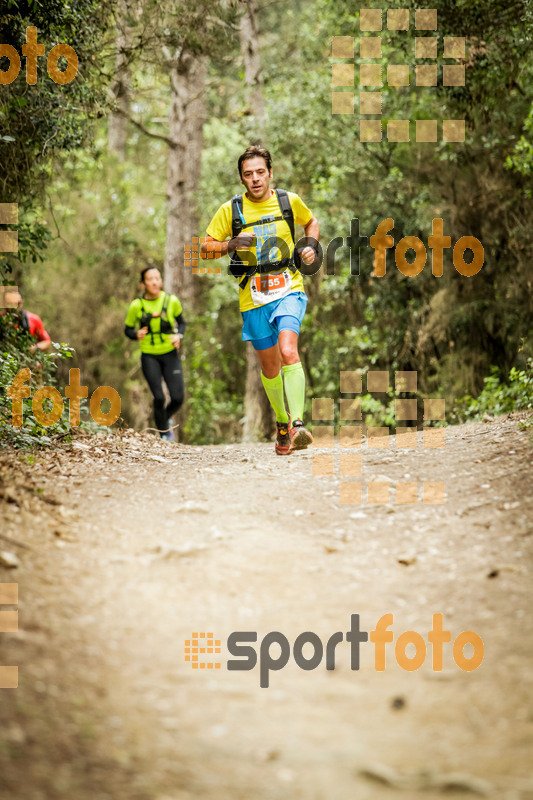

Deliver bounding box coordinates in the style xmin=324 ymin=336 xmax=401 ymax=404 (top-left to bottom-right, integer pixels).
xmin=0 ymin=27 xmax=78 ymax=85
xmin=184 ymin=632 xmax=222 ymax=670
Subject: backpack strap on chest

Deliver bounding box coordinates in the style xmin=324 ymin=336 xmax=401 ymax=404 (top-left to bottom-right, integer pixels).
xmin=230 ymin=190 xmax=298 ymax=290
xmin=139 ymin=296 xmax=155 ymax=345
xmin=229 ymin=195 xmax=251 ymax=281
xmin=274 ymin=189 xmax=295 ymax=244
xmin=231 ymin=194 xmax=245 ymax=237
xmin=159 ymin=292 xmax=172 ymax=341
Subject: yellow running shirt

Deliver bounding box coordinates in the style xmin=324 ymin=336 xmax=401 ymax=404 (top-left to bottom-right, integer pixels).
xmin=206 ymin=190 xmax=313 ymax=312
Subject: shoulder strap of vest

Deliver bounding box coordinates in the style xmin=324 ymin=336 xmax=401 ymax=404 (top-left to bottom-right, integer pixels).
xmin=275 ymin=189 xmax=295 ymax=243
xmin=231 ymin=194 xmax=244 ymax=237
xmin=138 ymin=296 xmax=155 ymax=344
xmin=21 ymin=310 xmax=30 ymax=332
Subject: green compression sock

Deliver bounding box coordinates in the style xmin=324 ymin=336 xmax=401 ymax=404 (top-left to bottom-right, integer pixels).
xmin=282 ymin=361 xmax=306 ymax=421
xmin=261 ymin=372 xmax=289 ymax=423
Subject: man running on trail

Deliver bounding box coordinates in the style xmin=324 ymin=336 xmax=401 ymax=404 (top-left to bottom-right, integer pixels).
xmin=200 ymin=144 xmax=319 ymax=455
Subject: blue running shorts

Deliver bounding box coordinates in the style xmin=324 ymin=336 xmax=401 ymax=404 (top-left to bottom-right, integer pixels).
xmin=241 ymin=291 xmax=308 ymax=351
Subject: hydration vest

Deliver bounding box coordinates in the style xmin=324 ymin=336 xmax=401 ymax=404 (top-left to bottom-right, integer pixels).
xmin=139 ymin=292 xmax=174 ymax=345
xmin=229 ymin=188 xmax=300 ymax=290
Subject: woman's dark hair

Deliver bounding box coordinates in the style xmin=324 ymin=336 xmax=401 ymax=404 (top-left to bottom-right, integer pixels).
xmin=238 ymin=145 xmax=272 ymax=177
xmin=140 ymin=264 xmax=160 ymax=283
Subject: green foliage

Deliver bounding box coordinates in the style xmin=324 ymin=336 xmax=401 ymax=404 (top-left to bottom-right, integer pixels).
xmin=0 ymin=310 xmax=76 ymax=447
xmin=5 ymin=0 xmax=533 ymax=446
xmin=22 ymin=143 xmax=169 ymax=429
xmin=256 ymin=0 xmax=533 ymax=413
xmin=183 ymin=315 xmax=244 ymax=444
xmin=506 ymin=103 xmax=533 ymax=189
xmin=136 ymin=0 xmax=240 ymax=74
xmin=0 ymin=0 xmax=109 ymax=284
xmin=452 ymin=358 xmax=533 ymax=422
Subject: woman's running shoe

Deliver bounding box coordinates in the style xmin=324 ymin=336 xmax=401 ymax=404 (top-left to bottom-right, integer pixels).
xmin=161 ymin=420 xmax=175 ymax=441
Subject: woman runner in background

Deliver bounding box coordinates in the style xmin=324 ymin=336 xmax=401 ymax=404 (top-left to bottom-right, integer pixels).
xmin=124 ymin=265 xmax=186 ymax=440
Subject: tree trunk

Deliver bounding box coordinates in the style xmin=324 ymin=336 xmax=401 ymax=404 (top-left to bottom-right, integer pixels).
xmin=238 ymin=0 xmax=265 ymax=121
xmin=108 ymin=0 xmax=133 ymax=160
xmin=239 ymin=0 xmax=273 ymax=441
xmin=243 ymin=344 xmax=275 ymax=441
xmin=164 ymin=53 xmax=207 ymax=305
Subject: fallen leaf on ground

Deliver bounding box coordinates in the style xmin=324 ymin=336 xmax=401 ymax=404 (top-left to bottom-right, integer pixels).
xmin=0 ymin=551 xmax=20 ymax=568
xmin=398 ymin=556 xmax=417 ymax=566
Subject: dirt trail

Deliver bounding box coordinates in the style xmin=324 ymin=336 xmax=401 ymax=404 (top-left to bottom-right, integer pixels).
xmin=1 ymin=415 xmax=532 ymax=800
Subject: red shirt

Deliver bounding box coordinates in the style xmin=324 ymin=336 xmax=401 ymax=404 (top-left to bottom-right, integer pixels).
xmin=24 ymin=311 xmax=51 ymax=343
xmin=0 ymin=309 xmax=51 ymax=342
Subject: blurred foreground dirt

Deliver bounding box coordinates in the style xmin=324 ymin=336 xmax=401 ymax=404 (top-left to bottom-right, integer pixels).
xmin=0 ymin=414 xmax=532 ymax=800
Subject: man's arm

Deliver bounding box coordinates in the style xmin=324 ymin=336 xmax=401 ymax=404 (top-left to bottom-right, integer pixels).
xmin=200 ymin=235 xmax=229 ymax=259
xmin=200 ymin=233 xmax=256 ymax=260
xmin=299 ymin=215 xmax=320 ymax=265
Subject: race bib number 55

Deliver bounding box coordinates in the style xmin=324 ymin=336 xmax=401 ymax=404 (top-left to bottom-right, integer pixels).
xmin=250 ymin=270 xmax=292 ymax=306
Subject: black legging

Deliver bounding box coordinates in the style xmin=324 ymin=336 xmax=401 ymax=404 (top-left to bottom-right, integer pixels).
xmin=141 ymin=349 xmax=184 ymax=433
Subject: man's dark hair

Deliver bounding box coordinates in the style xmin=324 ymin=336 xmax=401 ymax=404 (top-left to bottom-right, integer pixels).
xmin=140 ymin=264 xmax=160 ymax=282
xmin=238 ymin=145 xmax=272 ymax=177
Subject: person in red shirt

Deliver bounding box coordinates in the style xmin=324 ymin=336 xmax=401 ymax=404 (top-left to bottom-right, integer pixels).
xmin=1 ymin=288 xmax=52 ymax=353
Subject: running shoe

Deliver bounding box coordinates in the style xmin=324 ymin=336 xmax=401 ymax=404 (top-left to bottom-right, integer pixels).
xmin=161 ymin=420 xmax=175 ymax=441
xmin=289 ymin=419 xmax=313 ymax=452
xmin=275 ymin=420 xmax=291 ymax=455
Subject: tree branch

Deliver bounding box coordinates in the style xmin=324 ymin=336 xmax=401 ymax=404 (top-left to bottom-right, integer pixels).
xmin=118 ymin=109 xmax=178 ymax=147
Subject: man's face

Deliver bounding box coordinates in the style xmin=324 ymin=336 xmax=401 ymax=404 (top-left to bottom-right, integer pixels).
xmin=240 ymin=157 xmax=272 ymax=201
xmin=143 ymin=269 xmax=162 ymax=296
